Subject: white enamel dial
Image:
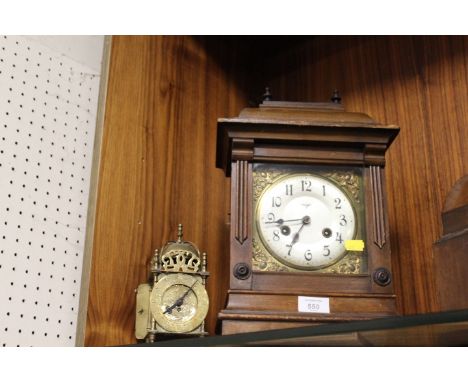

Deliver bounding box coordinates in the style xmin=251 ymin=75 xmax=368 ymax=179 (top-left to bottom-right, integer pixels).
xmin=256 ymin=173 xmax=357 ymax=270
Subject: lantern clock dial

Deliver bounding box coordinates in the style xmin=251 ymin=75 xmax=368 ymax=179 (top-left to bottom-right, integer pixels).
xmin=256 ymin=174 xmax=357 ymax=270
xmin=150 ymin=273 xmax=209 ymax=333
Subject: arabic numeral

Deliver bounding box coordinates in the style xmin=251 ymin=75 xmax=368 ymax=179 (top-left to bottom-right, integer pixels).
xmin=339 ymin=214 xmax=347 ymax=226
xmin=272 ymin=196 xmax=282 ymax=207
xmin=285 ymin=184 xmax=293 ymax=196
xmin=273 ymin=230 xmax=280 ymax=241
xmin=308 ymin=303 xmax=319 ymax=311
xmin=322 ymin=185 xmax=326 ymax=196
xmin=334 ymin=198 xmax=342 ymax=209
xmin=304 ymin=249 xmax=313 ymax=261
xmin=336 ymin=232 xmax=343 ymax=244
xmin=301 ymin=180 xmax=312 ymax=192
xmin=266 ymin=213 xmax=275 ymax=222
xmin=322 ymin=245 xmax=330 ymax=256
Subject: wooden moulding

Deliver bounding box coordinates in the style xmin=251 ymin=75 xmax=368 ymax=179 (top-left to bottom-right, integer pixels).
xmin=251 ymin=272 xmax=372 ymax=294
xmin=229 ymin=159 xmax=253 ymax=290
xmin=433 ymin=175 xmax=468 ymax=312
xmin=253 ymin=144 xmax=364 ymax=165
xmin=221 ymin=320 xmax=369 ymax=345
xmin=442 ymin=205 xmax=468 ymax=235
xmin=441 ymin=175 xmax=468 ymax=235
xmin=223 ymin=290 xmax=396 ymax=314
xmin=369 ymin=166 xmax=386 ymax=249
xmin=216 ymin=105 xmax=399 ymax=176
xmin=219 ymin=290 xmax=397 ymax=335
xmin=364 ymin=165 xmax=393 ymax=296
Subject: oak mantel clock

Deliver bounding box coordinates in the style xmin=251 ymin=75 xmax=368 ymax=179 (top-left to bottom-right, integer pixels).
xmin=216 ymin=99 xmax=400 ymax=335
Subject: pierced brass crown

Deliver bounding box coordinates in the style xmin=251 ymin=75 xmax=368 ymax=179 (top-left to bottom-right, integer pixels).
xmin=152 ymin=224 xmax=205 ymax=274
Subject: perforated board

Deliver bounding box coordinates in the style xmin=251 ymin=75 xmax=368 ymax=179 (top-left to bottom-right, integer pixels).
xmin=0 ymin=36 xmax=103 ymax=346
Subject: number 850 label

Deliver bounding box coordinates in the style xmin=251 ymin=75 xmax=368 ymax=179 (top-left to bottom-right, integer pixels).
xmin=298 ymin=296 xmax=330 ymax=314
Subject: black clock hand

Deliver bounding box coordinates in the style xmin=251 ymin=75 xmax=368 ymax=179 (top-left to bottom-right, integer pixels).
xmin=177 ymin=280 xmax=198 ymax=305
xmin=265 ymin=217 xmax=305 ymax=225
xmin=163 ymin=282 xmax=196 ymax=314
xmin=163 ymin=288 xmax=192 ymax=315
xmin=163 ymin=280 xmax=198 ymax=315
xmin=287 ymin=224 xmax=305 ymax=255
xmin=163 ymin=301 xmax=179 ymax=315
xmin=287 ymin=216 xmax=311 ymax=255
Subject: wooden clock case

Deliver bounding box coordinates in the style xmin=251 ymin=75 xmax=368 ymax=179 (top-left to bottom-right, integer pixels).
xmin=216 ymin=100 xmax=400 ymax=335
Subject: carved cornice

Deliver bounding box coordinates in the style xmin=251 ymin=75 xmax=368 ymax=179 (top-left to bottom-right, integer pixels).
xmin=232 ymin=138 xmax=254 ymax=162
xmin=364 ymin=143 xmax=387 ymax=166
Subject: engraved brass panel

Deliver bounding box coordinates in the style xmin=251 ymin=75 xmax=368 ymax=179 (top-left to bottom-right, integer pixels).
xmin=135 ymin=283 xmax=151 ymax=340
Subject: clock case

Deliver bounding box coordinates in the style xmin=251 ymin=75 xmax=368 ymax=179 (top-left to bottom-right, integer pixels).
xmin=135 ymin=225 xmax=209 ymax=342
xmin=216 ymin=100 xmax=400 ymax=335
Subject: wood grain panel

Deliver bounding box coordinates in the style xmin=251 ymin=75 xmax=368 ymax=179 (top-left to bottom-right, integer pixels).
xmin=86 ymin=36 xmax=468 ymax=345
xmin=85 ymin=36 xmax=247 ymax=346
xmin=260 ymin=36 xmax=468 ymax=315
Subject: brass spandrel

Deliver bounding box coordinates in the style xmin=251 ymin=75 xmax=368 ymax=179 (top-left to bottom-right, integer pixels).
xmin=252 ymin=238 xmax=363 ymax=275
xmin=253 ymin=170 xmax=283 ymax=202
xmin=322 ymin=171 xmax=361 ymax=203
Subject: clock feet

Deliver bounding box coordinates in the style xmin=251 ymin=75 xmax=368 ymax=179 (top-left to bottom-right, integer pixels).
xmin=146 ymin=332 xmax=156 ymax=343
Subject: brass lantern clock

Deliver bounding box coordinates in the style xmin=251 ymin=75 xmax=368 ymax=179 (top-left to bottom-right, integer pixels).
xmin=135 ymin=224 xmax=209 ymax=341
xmin=216 ymin=98 xmax=399 ymax=335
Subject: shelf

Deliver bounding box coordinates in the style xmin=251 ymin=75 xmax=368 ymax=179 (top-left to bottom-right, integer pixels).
xmin=127 ymin=309 xmax=468 ymax=346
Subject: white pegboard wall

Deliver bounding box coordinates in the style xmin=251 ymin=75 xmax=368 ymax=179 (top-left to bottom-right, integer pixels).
xmin=0 ymin=36 xmax=103 ymax=346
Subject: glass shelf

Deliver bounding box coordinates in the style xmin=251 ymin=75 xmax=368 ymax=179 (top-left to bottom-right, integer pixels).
xmin=129 ymin=309 xmax=468 ymax=346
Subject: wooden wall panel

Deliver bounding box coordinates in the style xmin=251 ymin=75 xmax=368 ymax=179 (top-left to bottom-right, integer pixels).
xmin=85 ymin=36 xmax=247 ymax=346
xmin=86 ymin=36 xmax=468 ymax=346
xmin=261 ymin=36 xmax=468 ymax=315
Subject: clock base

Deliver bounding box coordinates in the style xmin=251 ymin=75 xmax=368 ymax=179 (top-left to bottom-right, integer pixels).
xmin=220 ymin=320 xmax=377 ymax=345
xmin=218 ymin=289 xmax=397 ymax=336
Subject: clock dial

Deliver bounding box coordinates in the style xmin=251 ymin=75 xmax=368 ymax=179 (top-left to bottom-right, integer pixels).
xmin=256 ymin=173 xmax=356 ymax=270
xmin=150 ymin=273 xmax=209 ymax=333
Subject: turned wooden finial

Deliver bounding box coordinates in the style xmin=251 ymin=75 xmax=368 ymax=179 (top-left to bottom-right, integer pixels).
xmin=331 ymin=89 xmax=342 ymax=104
xmin=262 ymin=87 xmax=272 ymax=101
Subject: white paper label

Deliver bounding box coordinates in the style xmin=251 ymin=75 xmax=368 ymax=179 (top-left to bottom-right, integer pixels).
xmin=298 ymin=296 xmax=330 ymax=314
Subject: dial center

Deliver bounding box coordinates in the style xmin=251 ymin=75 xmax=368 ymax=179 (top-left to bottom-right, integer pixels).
xmin=283 ymin=196 xmax=331 ymax=242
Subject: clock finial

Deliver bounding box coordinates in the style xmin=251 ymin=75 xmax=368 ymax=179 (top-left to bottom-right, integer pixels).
xmin=262 ymin=87 xmax=272 ymax=102
xmin=331 ymin=89 xmax=342 ymax=104
xmin=202 ymin=252 xmax=207 ymax=273
xmin=177 ymin=223 xmax=183 ymax=242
